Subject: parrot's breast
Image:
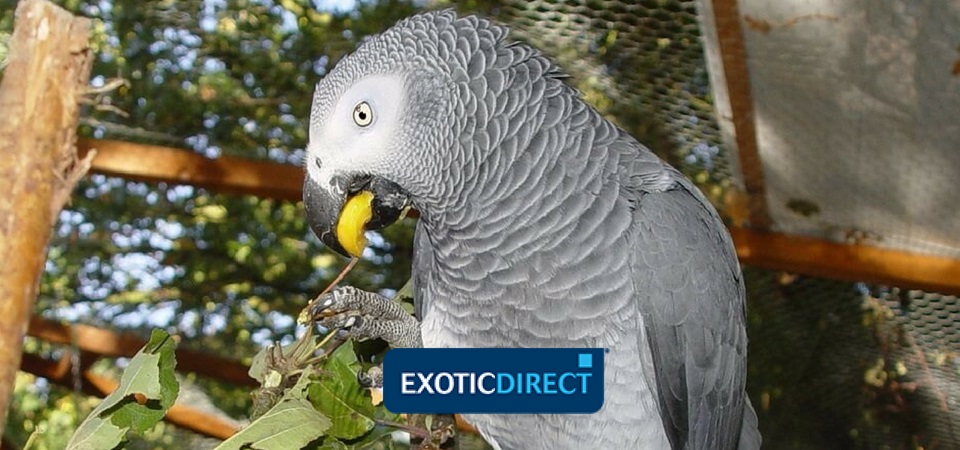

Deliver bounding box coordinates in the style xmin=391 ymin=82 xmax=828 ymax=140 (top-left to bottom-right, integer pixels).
xmin=414 ymin=170 xmax=673 ymax=449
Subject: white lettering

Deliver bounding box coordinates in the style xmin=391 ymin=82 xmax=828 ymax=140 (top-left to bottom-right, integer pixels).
xmin=416 ymin=372 xmax=434 ymax=394
xmin=478 ymin=372 xmax=495 ymax=394
xmin=435 ymin=373 xmax=454 ymax=394
xmin=401 ymin=373 xmax=417 ymax=394
xmin=453 ymin=372 xmax=472 ymax=393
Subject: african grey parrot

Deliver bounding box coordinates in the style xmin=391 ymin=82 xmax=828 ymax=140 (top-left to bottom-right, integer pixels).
xmin=302 ymin=10 xmax=760 ymax=450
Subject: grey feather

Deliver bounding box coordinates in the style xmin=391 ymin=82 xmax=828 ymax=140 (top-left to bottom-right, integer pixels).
xmin=631 ymin=180 xmax=749 ymax=449
xmin=310 ymin=9 xmax=759 ymax=450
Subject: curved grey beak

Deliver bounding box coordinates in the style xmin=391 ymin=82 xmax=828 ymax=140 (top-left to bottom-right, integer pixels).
xmin=303 ymin=176 xmax=350 ymax=257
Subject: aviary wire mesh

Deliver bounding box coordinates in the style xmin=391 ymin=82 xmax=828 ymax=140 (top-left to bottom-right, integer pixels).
xmin=451 ymin=1 xmax=960 ymax=448
xmin=728 ymin=0 xmax=960 ymax=261
xmin=461 ymin=0 xmax=733 ymax=204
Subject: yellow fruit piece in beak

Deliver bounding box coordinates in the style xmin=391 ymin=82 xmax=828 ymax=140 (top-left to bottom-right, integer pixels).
xmin=336 ymin=190 xmax=374 ymax=258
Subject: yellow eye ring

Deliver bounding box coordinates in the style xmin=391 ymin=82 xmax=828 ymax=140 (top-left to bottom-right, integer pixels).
xmin=353 ymin=102 xmax=373 ymax=127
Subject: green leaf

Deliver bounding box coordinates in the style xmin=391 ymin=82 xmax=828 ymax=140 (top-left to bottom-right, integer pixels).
xmin=312 ymin=426 xmax=399 ymax=450
xmin=248 ymin=344 xmax=280 ymax=387
xmin=215 ymin=366 xmax=331 ymax=450
xmin=346 ymin=426 xmax=400 ymax=450
xmin=66 ymin=329 xmax=179 ymax=450
xmin=215 ymin=398 xmax=330 ymax=450
xmin=392 ymin=278 xmax=415 ymax=315
xmin=308 ymin=341 xmax=377 ymax=440
xmin=312 ymin=439 xmax=349 ymax=450
xmin=392 ymin=279 xmax=414 ymax=303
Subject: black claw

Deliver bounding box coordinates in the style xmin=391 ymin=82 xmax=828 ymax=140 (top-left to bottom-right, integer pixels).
xmin=309 ymin=294 xmax=338 ymax=319
xmin=357 ymin=370 xmax=374 ymax=388
xmin=319 ymin=314 xmax=363 ymax=335
xmin=346 ymin=315 xmax=364 ymax=330
xmin=357 ymin=366 xmax=384 ymax=389
xmin=308 ymin=302 xmax=325 ymax=318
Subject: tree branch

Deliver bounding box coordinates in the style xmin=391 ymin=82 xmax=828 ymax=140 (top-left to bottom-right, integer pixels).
xmin=0 ymin=0 xmax=93 ymax=434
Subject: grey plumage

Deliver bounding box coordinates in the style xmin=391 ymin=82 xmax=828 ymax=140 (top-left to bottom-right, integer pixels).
xmin=303 ymin=10 xmax=760 ymax=450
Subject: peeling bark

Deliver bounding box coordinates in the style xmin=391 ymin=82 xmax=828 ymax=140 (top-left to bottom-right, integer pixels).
xmin=0 ymin=0 xmax=92 ymax=435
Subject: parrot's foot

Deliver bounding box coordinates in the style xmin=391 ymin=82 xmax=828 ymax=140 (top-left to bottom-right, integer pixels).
xmin=310 ymin=286 xmax=423 ymax=349
xmin=310 ymin=286 xmax=420 ymax=389
xmin=357 ymin=365 xmax=383 ymax=388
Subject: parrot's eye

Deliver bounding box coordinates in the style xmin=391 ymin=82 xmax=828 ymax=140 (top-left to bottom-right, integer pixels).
xmin=353 ymin=102 xmax=373 ymax=127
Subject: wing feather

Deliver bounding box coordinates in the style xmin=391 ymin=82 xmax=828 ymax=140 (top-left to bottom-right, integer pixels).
xmin=630 ymin=180 xmax=749 ymax=450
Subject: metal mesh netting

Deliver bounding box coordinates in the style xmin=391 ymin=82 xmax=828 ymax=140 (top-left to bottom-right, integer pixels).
xmin=730 ymin=0 xmax=960 ymax=260
xmin=449 ymin=1 xmax=960 ymax=448
xmin=745 ymin=271 xmax=960 ymax=448
xmin=463 ymin=0 xmax=733 ymax=205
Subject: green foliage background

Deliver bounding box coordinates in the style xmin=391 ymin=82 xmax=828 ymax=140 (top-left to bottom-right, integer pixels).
xmin=2 ymin=0 xmax=421 ymax=447
xmin=1 ymin=0 xmax=950 ymax=449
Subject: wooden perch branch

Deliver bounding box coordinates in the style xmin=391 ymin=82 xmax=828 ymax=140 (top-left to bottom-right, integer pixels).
xmin=0 ymin=0 xmax=93 ymax=434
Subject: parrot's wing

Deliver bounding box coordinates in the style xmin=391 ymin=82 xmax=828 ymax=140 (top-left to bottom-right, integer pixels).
xmin=630 ymin=179 xmax=751 ymax=450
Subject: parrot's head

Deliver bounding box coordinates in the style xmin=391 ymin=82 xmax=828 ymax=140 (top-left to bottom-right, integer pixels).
xmin=303 ymin=10 xmax=509 ymax=258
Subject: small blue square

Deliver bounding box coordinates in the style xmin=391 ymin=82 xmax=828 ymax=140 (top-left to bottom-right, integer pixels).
xmin=578 ymin=353 xmax=592 ymax=369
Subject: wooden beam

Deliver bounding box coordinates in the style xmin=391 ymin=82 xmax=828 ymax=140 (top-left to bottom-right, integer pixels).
xmin=20 ymin=353 xmax=104 ymax=398
xmin=78 ymin=138 xmax=305 ymax=202
xmin=0 ymin=0 xmax=93 ymax=435
xmin=27 ymin=315 xmax=257 ymax=387
xmin=75 ymin=138 xmax=960 ymax=295
xmin=709 ymin=0 xmax=771 ymax=228
xmin=731 ymin=227 xmax=960 ymax=296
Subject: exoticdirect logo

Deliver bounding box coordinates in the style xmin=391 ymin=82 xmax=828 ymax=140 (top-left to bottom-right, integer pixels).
xmin=383 ymin=348 xmax=605 ymax=414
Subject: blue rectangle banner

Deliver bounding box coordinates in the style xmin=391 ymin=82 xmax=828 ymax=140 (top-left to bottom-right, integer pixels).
xmin=382 ymin=348 xmax=605 ymax=414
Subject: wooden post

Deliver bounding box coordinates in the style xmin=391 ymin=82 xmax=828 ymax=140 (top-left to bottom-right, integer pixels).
xmin=0 ymin=0 xmax=92 ymax=436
